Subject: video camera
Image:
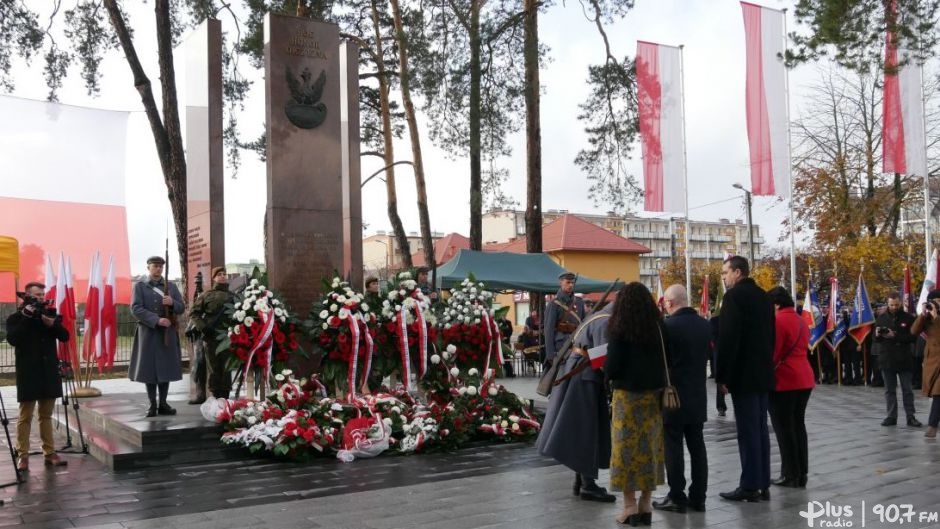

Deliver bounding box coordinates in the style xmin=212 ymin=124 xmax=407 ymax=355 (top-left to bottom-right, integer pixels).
xmin=16 ymin=293 xmax=57 ymax=319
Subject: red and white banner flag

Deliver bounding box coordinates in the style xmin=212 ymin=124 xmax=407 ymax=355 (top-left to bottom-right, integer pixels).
xmin=0 ymin=95 xmax=133 ymax=304
xmin=54 ymin=252 xmax=69 ymax=362
xmin=44 ymin=254 xmax=57 ymax=303
xmin=636 ymin=41 xmax=687 ymax=213
xmin=700 ymin=274 xmax=710 ymax=317
xmin=741 ymin=2 xmax=790 ymax=197
xmin=101 ymin=254 xmax=118 ymax=370
xmin=917 ymin=249 xmax=940 ymax=314
xmin=83 ymin=252 xmax=101 ymax=362
xmin=64 ymin=255 xmax=79 ymax=367
xmin=883 ymin=14 xmax=928 ymax=176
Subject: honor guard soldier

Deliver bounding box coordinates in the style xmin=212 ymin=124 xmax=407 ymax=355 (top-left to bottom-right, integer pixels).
xmin=543 ymin=271 xmax=586 ymax=366
xmin=189 ymin=266 xmax=236 ymax=402
xmin=129 ymin=255 xmax=184 ymax=417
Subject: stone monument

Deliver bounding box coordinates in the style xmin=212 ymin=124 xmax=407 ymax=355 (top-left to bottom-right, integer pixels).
xmin=264 ymin=13 xmax=362 ymax=311
xmin=184 ymin=19 xmax=225 ymax=297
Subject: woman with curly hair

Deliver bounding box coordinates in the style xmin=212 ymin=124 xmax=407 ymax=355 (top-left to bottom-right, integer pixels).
xmin=605 ymin=282 xmax=668 ymax=526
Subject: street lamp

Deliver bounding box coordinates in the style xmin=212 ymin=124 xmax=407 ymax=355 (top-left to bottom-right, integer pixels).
xmin=732 ymin=183 xmax=755 ymax=265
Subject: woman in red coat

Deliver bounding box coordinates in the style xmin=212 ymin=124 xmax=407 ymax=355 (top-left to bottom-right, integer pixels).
xmin=767 ymin=287 xmax=815 ymax=488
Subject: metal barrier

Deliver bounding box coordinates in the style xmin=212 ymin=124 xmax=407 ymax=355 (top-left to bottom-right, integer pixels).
xmin=0 ymin=307 xmax=148 ymax=373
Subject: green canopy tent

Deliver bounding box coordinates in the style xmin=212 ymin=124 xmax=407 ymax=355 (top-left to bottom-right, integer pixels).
xmin=434 ymin=250 xmax=619 ymax=292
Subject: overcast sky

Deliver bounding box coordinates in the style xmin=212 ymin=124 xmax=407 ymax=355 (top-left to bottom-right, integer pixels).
xmin=6 ymin=0 xmax=822 ymax=276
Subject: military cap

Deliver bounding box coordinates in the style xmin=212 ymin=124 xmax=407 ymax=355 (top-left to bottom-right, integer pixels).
xmin=558 ymin=272 xmax=576 ymax=281
xmin=416 ymin=266 xmax=430 ymax=274
xmin=927 ymin=289 xmax=940 ymax=301
xmin=147 ymin=255 xmax=166 ymax=265
xmin=211 ymin=266 xmax=226 ymax=278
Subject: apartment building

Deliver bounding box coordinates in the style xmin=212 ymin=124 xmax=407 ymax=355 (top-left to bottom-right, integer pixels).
xmin=482 ymin=209 xmax=763 ymax=291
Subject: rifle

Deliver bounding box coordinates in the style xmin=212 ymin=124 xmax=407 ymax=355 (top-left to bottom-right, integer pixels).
xmin=536 ymin=278 xmax=620 ymax=397
xmin=162 ymin=228 xmax=177 ymax=345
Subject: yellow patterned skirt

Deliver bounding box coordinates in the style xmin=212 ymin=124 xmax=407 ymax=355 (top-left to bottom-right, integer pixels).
xmin=609 ymin=389 xmax=665 ymax=492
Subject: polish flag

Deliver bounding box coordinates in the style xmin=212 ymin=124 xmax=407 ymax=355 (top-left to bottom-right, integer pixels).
xmin=741 ymin=2 xmax=790 ymax=197
xmin=636 ymin=41 xmax=687 ymax=213
xmin=82 ymin=252 xmax=101 ymax=363
xmin=44 ymin=254 xmax=57 ymax=303
xmin=64 ymin=256 xmax=79 ymax=369
xmin=0 ymin=95 xmax=132 ymax=304
xmin=902 ymin=262 xmax=912 ymax=314
xmin=101 ymin=254 xmax=118 ymax=370
xmin=588 ymin=344 xmax=608 ymax=370
xmin=54 ymin=252 xmax=69 ymax=362
xmin=882 ymin=9 xmax=928 ymax=176
xmin=826 ymin=276 xmax=840 ymax=334
xmin=700 ymin=274 xmax=710 ymax=317
xmin=916 ymin=249 xmax=940 ymax=315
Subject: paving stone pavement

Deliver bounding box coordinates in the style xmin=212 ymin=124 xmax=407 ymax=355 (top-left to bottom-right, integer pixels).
xmin=1 ymin=378 xmax=938 ymax=529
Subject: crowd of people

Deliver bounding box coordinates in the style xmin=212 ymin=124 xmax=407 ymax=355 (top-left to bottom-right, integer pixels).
xmin=8 ymin=253 xmax=940 ymax=491
xmin=536 ymin=255 xmax=940 ymax=526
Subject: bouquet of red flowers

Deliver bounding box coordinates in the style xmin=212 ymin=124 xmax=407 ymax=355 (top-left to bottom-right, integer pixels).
xmin=222 ymin=277 xmax=302 ymax=382
xmin=374 ymin=271 xmax=436 ymax=389
xmin=437 ymin=277 xmax=501 ymax=374
xmin=304 ymin=277 xmax=375 ymax=398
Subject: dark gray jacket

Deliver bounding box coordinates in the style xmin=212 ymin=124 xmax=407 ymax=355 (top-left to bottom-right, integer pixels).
xmin=664 ymin=307 xmax=710 ymax=424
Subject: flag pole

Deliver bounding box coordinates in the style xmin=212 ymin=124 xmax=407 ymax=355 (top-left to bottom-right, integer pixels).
xmin=679 ymin=44 xmax=692 ymax=297
xmin=782 ymin=8 xmax=797 ymax=296
xmin=920 ymin=62 xmax=931 ymax=268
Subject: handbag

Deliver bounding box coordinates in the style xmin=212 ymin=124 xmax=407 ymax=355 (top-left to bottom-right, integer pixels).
xmin=657 ymin=325 xmax=681 ymax=411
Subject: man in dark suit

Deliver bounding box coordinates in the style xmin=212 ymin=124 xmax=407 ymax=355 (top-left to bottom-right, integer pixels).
xmin=653 ymin=284 xmax=710 ymax=514
xmin=716 ymin=256 xmax=775 ymax=503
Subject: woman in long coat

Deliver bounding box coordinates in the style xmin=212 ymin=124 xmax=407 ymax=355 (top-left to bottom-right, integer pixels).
xmin=536 ymin=303 xmax=615 ymax=503
xmin=911 ymin=289 xmax=940 ymax=438
xmin=129 ymin=256 xmax=185 ymax=417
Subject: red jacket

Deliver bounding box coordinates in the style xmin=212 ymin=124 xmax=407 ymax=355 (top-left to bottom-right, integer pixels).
xmin=773 ymin=307 xmax=816 ymax=392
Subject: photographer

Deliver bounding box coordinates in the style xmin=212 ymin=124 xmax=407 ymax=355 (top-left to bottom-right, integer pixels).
xmin=5 ymin=282 xmax=69 ymax=471
xmin=910 ymin=290 xmax=940 ymax=438
xmin=873 ymin=292 xmax=921 ymax=427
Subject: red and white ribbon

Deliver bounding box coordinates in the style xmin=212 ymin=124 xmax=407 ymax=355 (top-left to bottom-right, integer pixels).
xmin=415 ymin=296 xmax=428 ymax=378
xmin=361 ymin=317 xmax=374 ymax=390
xmin=481 ymin=311 xmax=500 ymax=381
xmin=243 ymin=311 xmax=276 ymax=392
xmin=347 ymin=314 xmax=361 ymax=400
xmin=398 ymin=306 xmax=412 ymax=390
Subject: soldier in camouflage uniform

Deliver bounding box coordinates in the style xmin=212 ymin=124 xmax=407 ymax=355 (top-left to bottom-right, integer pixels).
xmin=189 ymin=266 xmax=235 ymax=400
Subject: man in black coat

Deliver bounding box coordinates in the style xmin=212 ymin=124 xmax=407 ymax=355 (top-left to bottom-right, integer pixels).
xmin=653 ymin=284 xmax=709 ymax=514
xmin=716 ymin=256 xmax=775 ymax=503
xmin=6 ymin=282 xmax=70 ymax=471
xmin=873 ymin=292 xmax=921 ymax=427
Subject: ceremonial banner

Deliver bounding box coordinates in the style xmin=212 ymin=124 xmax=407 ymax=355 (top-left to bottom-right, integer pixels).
xmin=803 ymin=281 xmax=827 ymax=350
xmin=741 ymin=2 xmax=790 ymax=197
xmin=849 ymin=274 xmax=875 ymax=344
xmin=883 ymin=12 xmax=928 ymax=177
xmin=902 ymin=263 xmax=913 ymax=314
xmin=636 ymin=41 xmax=686 ymax=213
xmin=0 ymin=95 xmax=132 ymax=303
xmin=700 ymin=274 xmax=710 ymax=316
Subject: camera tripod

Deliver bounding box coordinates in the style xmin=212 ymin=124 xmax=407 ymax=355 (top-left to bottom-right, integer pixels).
xmin=0 ymin=387 xmax=23 ymax=490
xmin=56 ymin=361 xmax=88 ymax=454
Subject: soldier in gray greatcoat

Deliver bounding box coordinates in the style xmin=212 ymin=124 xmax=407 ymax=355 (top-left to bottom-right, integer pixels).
xmin=129 ymin=256 xmax=185 ymax=417
xmin=543 ymin=272 xmax=586 ymax=366
xmin=536 ymin=301 xmax=615 ymax=503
